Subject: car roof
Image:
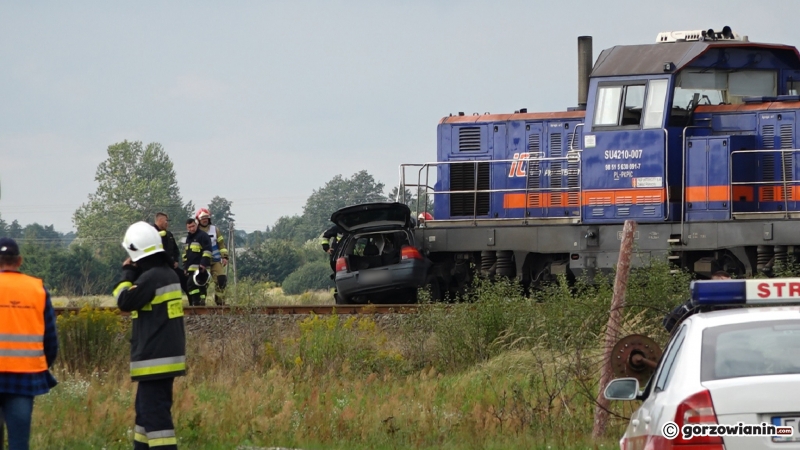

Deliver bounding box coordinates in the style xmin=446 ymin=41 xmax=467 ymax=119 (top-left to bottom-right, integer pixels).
xmin=686 ymin=306 xmax=800 ymax=329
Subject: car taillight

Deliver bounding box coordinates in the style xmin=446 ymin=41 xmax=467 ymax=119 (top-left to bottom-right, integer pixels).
xmin=335 ymin=257 xmax=348 ymax=273
xmin=401 ymin=246 xmax=423 ymax=260
xmin=671 ymin=389 xmax=724 ymax=448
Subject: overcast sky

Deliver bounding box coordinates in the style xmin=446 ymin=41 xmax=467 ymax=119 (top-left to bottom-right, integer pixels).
xmin=1 ymin=1 xmax=796 ymax=233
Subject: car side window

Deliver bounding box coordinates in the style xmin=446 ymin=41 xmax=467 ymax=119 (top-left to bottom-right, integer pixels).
xmin=654 ymin=324 xmax=688 ymax=393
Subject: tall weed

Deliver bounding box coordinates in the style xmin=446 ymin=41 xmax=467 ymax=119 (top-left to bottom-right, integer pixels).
xmin=56 ymin=305 xmax=129 ymax=374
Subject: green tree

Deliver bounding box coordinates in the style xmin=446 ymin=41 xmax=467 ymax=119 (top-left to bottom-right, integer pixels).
xmin=208 ymin=196 xmax=235 ymax=238
xmin=2 ymin=220 xmax=23 ymax=239
xmin=267 ymin=215 xmax=306 ymax=243
xmin=73 ymin=141 xmax=191 ymax=262
xmin=387 ymin=185 xmax=434 ymax=218
xmin=22 ymin=223 xmax=64 ymax=248
xmin=301 ymin=170 xmax=386 ymax=240
xmin=236 ymin=240 xmax=302 ymax=283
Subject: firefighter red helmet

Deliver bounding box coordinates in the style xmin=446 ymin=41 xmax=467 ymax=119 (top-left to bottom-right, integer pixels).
xmin=417 ymin=212 xmax=434 ymax=222
xmin=196 ymin=208 xmax=211 ymax=220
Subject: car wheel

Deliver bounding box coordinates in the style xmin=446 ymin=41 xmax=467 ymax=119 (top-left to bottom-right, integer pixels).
xmin=334 ymin=292 xmax=353 ymax=305
xmin=422 ymin=275 xmax=443 ymax=302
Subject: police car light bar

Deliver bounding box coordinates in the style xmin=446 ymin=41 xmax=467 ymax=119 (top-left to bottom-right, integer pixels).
xmin=691 ymin=278 xmax=800 ymax=305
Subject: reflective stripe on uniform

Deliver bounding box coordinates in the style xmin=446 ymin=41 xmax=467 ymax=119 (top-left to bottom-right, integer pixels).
xmin=0 ymin=349 xmax=44 ymax=357
xmin=188 ymin=265 xmax=199 ymax=272
xmin=0 ymin=334 xmax=42 ymax=343
xmin=152 ymin=284 xmax=182 ymax=305
xmin=147 ymin=429 xmax=177 ymax=447
xmin=188 ymin=289 xmax=200 ymax=295
xmin=190 ymin=243 xmax=201 ymax=252
xmin=202 ymin=251 xmax=213 ymax=259
xmin=113 ymin=281 xmax=133 ymax=300
xmin=130 ymin=355 xmax=186 ymax=377
xmin=206 ymin=225 xmax=223 ymax=262
xmin=134 ymin=425 xmax=148 ymax=443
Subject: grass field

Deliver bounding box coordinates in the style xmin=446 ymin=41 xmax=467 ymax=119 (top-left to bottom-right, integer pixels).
xmin=35 ymin=263 xmax=689 ymax=449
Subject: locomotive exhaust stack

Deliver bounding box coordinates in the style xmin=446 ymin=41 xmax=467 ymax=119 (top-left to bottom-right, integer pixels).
xmin=577 ymin=36 xmax=593 ymax=110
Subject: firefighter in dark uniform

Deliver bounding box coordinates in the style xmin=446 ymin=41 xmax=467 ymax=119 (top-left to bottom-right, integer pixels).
xmin=182 ymin=218 xmax=213 ymax=306
xmin=320 ymin=224 xmax=346 ymax=274
xmin=152 ymin=212 xmax=186 ymax=293
xmin=114 ymin=221 xmax=186 ymax=450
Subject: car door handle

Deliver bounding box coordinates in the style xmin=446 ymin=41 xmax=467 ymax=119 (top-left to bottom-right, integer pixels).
xmin=631 ymin=419 xmax=640 ymax=427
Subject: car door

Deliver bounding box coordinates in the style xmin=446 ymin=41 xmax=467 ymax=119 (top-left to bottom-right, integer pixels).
xmin=624 ymin=324 xmax=688 ymax=450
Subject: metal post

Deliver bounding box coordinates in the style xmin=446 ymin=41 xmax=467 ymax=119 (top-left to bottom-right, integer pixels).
xmin=593 ymin=220 xmax=637 ymax=439
xmin=230 ymin=221 xmax=237 ymax=288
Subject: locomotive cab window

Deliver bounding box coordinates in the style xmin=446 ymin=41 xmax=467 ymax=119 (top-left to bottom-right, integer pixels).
xmin=593 ymin=82 xmax=646 ymax=129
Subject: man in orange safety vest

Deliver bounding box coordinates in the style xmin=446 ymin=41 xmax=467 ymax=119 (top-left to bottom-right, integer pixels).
xmin=0 ymin=237 xmax=58 ymax=450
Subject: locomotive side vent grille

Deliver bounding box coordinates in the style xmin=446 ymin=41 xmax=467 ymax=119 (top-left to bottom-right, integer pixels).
xmin=550 ymin=133 xmax=563 ymax=158
xmin=588 ymin=196 xmax=612 ymax=206
xmin=527 ymin=134 xmax=541 ymax=190
xmin=780 ymin=124 xmax=794 ymax=198
xmin=762 ymin=124 xmax=776 ymax=185
xmin=643 ymin=206 xmax=657 ymax=215
xmin=449 ymin=162 xmax=490 ymax=216
xmin=458 ymin=127 xmax=482 ymax=152
xmin=550 ymin=133 xmax=563 ymax=200
xmin=528 ymin=133 xmax=541 ymax=153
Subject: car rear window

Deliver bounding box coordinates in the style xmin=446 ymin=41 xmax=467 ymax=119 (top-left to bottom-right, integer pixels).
xmin=701 ymin=319 xmax=800 ymax=381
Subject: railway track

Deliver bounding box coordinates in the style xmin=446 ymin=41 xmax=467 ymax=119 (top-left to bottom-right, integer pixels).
xmin=54 ymin=304 xmax=421 ymax=316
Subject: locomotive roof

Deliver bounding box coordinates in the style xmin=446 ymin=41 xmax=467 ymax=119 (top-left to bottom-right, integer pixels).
xmin=590 ymin=41 xmax=800 ymax=77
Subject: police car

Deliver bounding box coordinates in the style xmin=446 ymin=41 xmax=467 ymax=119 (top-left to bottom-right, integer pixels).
xmin=604 ymin=278 xmax=800 ymax=450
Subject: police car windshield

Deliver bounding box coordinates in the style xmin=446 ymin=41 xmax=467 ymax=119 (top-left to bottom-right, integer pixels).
xmin=701 ymin=320 xmax=800 ymax=381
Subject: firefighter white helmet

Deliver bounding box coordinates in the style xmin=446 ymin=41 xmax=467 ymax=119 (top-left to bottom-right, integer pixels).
xmin=122 ymin=221 xmax=164 ymax=262
xmin=193 ymin=269 xmax=210 ymax=286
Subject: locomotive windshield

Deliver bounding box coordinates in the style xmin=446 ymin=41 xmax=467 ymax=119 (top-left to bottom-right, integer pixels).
xmin=669 ymin=69 xmax=777 ymax=126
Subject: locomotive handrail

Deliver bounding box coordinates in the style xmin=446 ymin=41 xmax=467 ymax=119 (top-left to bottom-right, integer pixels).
xmin=399 ymin=155 xmax=583 ymax=225
xmin=569 ymin=123 xmax=584 ymax=151
xmin=663 ymin=128 xmax=670 ymax=222
xmin=729 ymin=148 xmax=800 ymax=218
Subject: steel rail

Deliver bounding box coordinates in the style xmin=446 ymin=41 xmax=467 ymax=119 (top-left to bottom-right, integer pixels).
xmin=54 ymin=304 xmax=422 ymax=316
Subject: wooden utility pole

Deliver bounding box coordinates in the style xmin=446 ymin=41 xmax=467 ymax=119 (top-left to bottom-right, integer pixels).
xmin=593 ymin=219 xmax=637 ymax=438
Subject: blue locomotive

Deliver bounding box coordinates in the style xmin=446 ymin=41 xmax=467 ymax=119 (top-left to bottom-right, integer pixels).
xmin=403 ymin=28 xmax=800 ymax=292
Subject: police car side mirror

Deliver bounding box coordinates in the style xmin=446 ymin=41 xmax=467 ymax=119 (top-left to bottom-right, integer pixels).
xmin=603 ymin=377 xmax=640 ymax=401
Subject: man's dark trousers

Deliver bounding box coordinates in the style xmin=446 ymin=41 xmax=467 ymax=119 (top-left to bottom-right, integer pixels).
xmin=134 ymin=378 xmax=177 ymax=450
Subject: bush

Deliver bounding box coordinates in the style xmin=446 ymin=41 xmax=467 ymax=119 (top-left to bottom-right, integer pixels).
xmin=56 ymin=305 xmax=129 ymax=373
xmin=403 ymin=257 xmax=693 ymax=373
xmin=281 ymin=260 xmax=334 ymax=295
